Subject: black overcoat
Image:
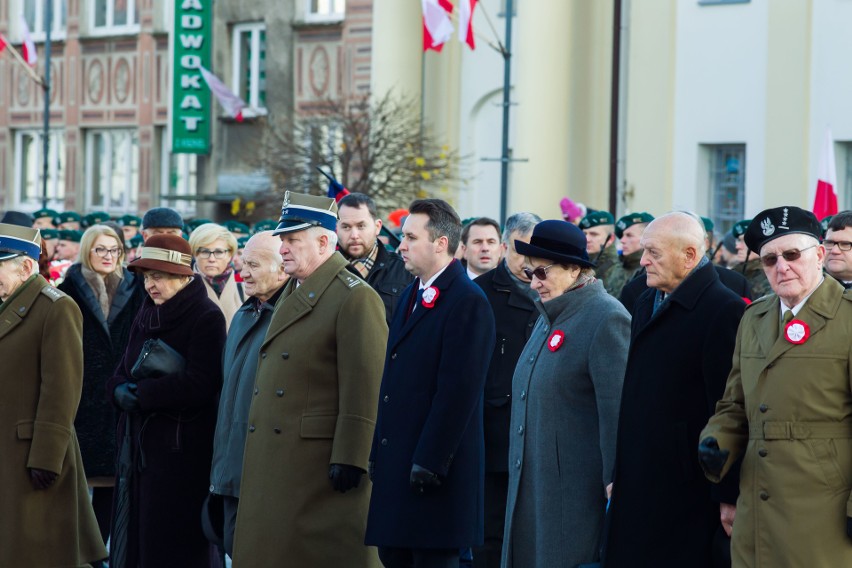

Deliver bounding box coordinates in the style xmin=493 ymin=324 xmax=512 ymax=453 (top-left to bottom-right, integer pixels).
xmin=59 ymin=264 xmax=144 ymax=477
xmin=106 ymin=276 xmax=226 ymax=568
xmin=366 ymin=259 xmax=496 ymax=549
xmin=602 ymin=262 xmax=745 ymax=567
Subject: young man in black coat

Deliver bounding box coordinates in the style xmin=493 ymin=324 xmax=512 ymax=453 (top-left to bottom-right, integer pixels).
xmin=602 ymin=212 xmax=746 ymax=568
xmin=366 ymin=199 xmax=495 ymax=568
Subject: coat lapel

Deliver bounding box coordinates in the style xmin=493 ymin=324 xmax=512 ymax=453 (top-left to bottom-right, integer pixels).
xmin=389 ymin=260 xmax=462 ymax=350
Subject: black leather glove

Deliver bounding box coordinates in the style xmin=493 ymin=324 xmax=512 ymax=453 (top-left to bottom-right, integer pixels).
xmin=409 ymin=463 xmax=441 ymax=494
xmin=114 ymin=383 xmax=140 ymax=412
xmin=698 ymin=437 xmax=730 ymax=476
xmin=368 ymin=461 xmax=375 ymax=482
xmin=328 ymin=464 xmax=365 ymax=493
xmin=29 ymin=468 xmax=58 ymax=490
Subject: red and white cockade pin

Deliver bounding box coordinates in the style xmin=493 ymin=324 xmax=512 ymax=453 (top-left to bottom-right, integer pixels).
xmin=784 ymin=319 xmax=810 ymax=345
xmin=421 ymin=286 xmax=440 ymax=308
xmin=547 ymin=330 xmax=565 ymax=352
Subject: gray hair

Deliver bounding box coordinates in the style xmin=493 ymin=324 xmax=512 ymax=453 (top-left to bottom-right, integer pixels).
xmin=308 ymin=226 xmax=339 ymax=249
xmin=6 ymin=255 xmax=37 ymax=277
xmin=245 ymin=231 xmax=284 ymax=273
xmin=502 ymin=212 xmax=542 ymax=244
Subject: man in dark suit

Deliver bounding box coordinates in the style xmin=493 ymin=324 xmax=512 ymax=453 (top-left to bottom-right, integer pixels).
xmin=471 ymin=212 xmax=540 ymax=568
xmin=602 ymin=212 xmax=745 ymax=567
xmin=366 ymin=199 xmax=496 ymax=568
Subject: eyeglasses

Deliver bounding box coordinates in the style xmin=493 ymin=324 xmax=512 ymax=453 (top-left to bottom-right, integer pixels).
xmin=759 ymin=244 xmax=817 ymax=267
xmin=823 ymin=239 xmax=852 ymax=252
xmin=196 ymin=248 xmax=231 ymax=259
xmin=92 ymin=247 xmax=122 ymax=258
xmin=522 ymin=263 xmax=557 ymax=281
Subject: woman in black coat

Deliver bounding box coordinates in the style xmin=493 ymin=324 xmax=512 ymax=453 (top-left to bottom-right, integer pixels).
xmin=106 ymin=234 xmax=226 ymax=568
xmin=58 ymin=224 xmax=145 ymax=543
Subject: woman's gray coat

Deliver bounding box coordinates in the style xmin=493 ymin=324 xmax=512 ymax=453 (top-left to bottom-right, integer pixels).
xmin=502 ymin=280 xmax=630 ymax=568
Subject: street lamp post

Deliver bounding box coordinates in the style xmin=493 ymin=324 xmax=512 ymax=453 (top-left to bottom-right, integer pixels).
xmin=41 ymin=0 xmax=52 ymax=209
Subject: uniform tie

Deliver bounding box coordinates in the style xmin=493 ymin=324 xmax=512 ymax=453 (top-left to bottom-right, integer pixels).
xmin=781 ymin=309 xmax=793 ymax=336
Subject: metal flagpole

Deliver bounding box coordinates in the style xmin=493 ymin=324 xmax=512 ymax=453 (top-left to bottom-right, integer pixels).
xmin=42 ymin=0 xmax=52 ymax=209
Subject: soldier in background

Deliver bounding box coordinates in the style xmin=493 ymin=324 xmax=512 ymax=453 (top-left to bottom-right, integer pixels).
xmin=579 ymin=211 xmax=621 ymax=296
xmin=732 ymin=219 xmax=771 ymax=298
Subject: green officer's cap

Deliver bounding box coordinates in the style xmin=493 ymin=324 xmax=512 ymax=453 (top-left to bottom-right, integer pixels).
xmin=252 ymin=219 xmax=279 ymax=234
xmin=732 ymin=219 xmax=751 ymax=238
xmin=57 ymin=211 xmax=82 ymax=223
xmin=700 ymin=216 xmax=714 ymax=233
xmin=127 ymin=234 xmax=144 ymax=248
xmin=185 ymin=218 xmax=212 ymax=232
xmin=237 ymin=236 xmax=250 ymax=249
xmin=119 ymin=214 xmax=142 ymax=228
xmin=40 ymin=228 xmax=60 ymax=240
xmin=58 ymin=229 xmax=83 ymax=243
xmin=33 ymin=208 xmax=59 ymax=222
xmin=83 ymin=211 xmax=112 ymax=228
xmin=223 ymin=220 xmax=251 ymax=235
xmin=579 ymin=211 xmax=615 ymax=230
xmin=614 ymin=212 xmax=654 ymax=239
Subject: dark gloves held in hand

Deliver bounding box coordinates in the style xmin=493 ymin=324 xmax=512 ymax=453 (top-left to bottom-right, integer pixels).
xmin=410 ymin=463 xmax=441 ymax=494
xmin=698 ymin=437 xmax=730 ymax=476
xmin=29 ymin=468 xmax=58 ymax=490
xmin=114 ymin=382 xmax=140 ymax=412
xmin=328 ymin=463 xmax=365 ymax=493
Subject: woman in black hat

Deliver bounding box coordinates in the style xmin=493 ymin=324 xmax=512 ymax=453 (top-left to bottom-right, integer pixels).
xmin=106 ymin=234 xmax=226 ymax=568
xmin=501 ymin=220 xmax=631 ymax=568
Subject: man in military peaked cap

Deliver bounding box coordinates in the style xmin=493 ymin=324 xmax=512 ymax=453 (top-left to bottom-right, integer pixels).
xmin=0 ymin=223 xmax=107 ymax=566
xmin=700 ymin=205 xmax=852 ymax=566
xmin=232 ymin=191 xmax=388 ymax=567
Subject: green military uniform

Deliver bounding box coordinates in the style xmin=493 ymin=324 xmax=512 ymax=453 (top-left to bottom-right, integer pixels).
xmin=738 ymin=257 xmax=771 ymax=299
xmin=606 ymin=249 xmax=644 ymax=298
xmin=701 ymin=279 xmax=852 ymax=567
xmin=593 ymin=245 xmax=622 ymax=296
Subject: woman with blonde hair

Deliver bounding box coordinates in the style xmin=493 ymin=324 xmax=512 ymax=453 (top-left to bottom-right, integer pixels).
xmin=188 ymin=222 xmax=242 ymax=329
xmin=58 ymin=224 xmax=145 ymax=546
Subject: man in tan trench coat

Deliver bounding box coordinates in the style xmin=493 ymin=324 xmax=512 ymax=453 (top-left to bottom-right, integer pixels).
xmin=699 ymin=206 xmax=852 ymax=567
xmin=0 ymin=223 xmax=106 ymax=566
xmin=232 ymin=193 xmax=387 ymax=567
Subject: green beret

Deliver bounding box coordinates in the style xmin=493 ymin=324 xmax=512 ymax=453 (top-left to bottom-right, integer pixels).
xmin=237 ymin=236 xmax=250 ymax=249
xmin=57 ymin=211 xmax=82 ymax=224
xmin=33 ymin=208 xmax=59 ymax=222
xmin=185 ymin=218 xmax=212 ymax=232
xmin=700 ymin=216 xmax=714 ymax=233
xmin=579 ymin=211 xmax=615 ymax=230
xmin=119 ymin=214 xmax=142 ymax=228
xmin=820 ymin=215 xmax=833 ymax=237
xmin=83 ymin=211 xmax=112 ymax=228
xmin=223 ymin=220 xmax=251 ymax=235
xmin=58 ymin=229 xmax=83 ymax=243
xmin=252 ymin=219 xmax=279 ymax=234
xmin=615 ymin=212 xmax=654 ymax=239
xmin=127 ymin=234 xmax=144 ymax=248
xmin=731 ymin=219 xmax=751 ymax=238
xmin=40 ymin=228 xmax=60 ymax=240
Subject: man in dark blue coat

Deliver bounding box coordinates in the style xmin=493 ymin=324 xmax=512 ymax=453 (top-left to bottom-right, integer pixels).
xmin=366 ymin=199 xmax=496 ymax=568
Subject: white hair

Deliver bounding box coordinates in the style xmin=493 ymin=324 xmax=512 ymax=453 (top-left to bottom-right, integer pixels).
xmin=6 ymin=255 xmax=37 ymax=277
xmin=309 ymin=226 xmax=339 ymax=249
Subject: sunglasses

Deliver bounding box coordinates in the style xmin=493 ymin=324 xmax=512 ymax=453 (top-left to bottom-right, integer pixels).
xmin=522 ymin=263 xmax=557 ymax=281
xmin=759 ymin=244 xmax=816 ymax=267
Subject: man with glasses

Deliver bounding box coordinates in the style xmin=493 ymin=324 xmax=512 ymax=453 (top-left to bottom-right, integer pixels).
xmin=699 ymin=205 xmax=852 ymax=566
xmin=824 ymin=210 xmax=852 ymax=289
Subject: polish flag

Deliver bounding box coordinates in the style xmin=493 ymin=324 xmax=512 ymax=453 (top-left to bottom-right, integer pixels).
xmin=458 ymin=0 xmax=476 ymax=50
xmin=422 ymin=0 xmax=454 ymax=52
xmin=198 ymin=66 xmax=247 ymax=122
xmin=20 ymin=17 xmax=37 ymax=66
xmin=813 ymin=127 xmax=838 ymax=221
xmin=0 ymin=35 xmax=7 ymax=55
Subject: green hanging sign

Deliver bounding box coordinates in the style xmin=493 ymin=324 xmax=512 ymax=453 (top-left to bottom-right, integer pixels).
xmin=171 ymin=0 xmax=212 ymax=154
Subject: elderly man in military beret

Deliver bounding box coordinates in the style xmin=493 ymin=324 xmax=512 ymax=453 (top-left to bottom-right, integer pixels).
xmin=0 ymin=223 xmax=107 ymax=566
xmin=580 ymin=210 xmax=621 ymax=296
xmin=699 ymin=205 xmax=852 ymax=567
xmin=232 ymin=192 xmax=388 ymax=567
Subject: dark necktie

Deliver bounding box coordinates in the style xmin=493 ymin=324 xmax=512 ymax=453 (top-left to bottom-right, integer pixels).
xmin=780 ymin=309 xmax=793 ymax=337
xmin=406 ymin=283 xmax=423 ymax=321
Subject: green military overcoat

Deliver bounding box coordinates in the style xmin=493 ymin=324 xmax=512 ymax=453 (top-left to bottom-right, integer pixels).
xmin=232 ymin=252 xmax=387 ymax=567
xmin=701 ymin=278 xmax=852 ymax=567
xmin=0 ymin=275 xmax=106 ymax=566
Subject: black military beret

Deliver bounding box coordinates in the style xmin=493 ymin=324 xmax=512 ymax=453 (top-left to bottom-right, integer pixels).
xmin=743 ymin=206 xmax=821 ymax=254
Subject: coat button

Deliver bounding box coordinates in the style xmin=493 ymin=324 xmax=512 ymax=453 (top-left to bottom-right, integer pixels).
xmin=249 ymin=425 xmax=256 ymax=433
xmin=758 ymin=448 xmax=768 ymax=457
xmin=520 ymin=390 xmax=526 ymax=400
xmin=281 ymin=352 xmax=289 ymax=359
xmin=759 ymin=404 xmax=768 ymax=413
xmin=528 ymin=322 xmax=534 ymax=327
xmin=518 ymin=425 xmax=524 ymax=435
xmin=766 ymin=363 xmax=774 ymax=369
xmin=759 ymin=491 xmax=769 ymax=501
xmin=254 ymin=387 xmax=259 ymax=395
xmin=383 ymin=395 xmax=389 ymax=403
xmin=276 ymin=389 xmax=284 ymax=397
xmin=391 ymin=353 xmax=397 ymax=360
xmin=528 ymin=356 xmax=534 ymax=362
xmin=261 ymin=352 xmax=267 ymax=359
xmin=274 ymin=427 xmax=281 ymax=434
xmin=209 ymin=484 xmax=215 ymax=492
xmin=381 ymin=438 xmax=388 ymax=446
xmin=515 ymin=459 xmax=521 ymax=469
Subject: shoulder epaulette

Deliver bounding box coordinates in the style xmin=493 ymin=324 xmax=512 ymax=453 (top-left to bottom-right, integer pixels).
xmin=337 ymin=271 xmax=363 ymax=289
xmin=39 ymin=286 xmax=66 ymax=302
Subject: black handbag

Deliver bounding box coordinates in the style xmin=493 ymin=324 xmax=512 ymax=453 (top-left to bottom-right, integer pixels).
xmin=130 ymin=338 xmax=186 ymax=380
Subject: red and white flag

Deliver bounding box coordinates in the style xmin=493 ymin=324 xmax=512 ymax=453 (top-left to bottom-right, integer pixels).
xmin=198 ymin=66 xmax=247 ymax=122
xmin=0 ymin=35 xmax=7 ymax=55
xmin=813 ymin=127 xmax=838 ymax=221
xmin=458 ymin=0 xmax=476 ymax=50
xmin=20 ymin=16 xmax=37 ymax=66
xmin=422 ymin=0 xmax=454 ymax=52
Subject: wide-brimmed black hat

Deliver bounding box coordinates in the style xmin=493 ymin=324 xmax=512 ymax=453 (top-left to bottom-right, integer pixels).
xmin=743 ymin=206 xmax=822 ymax=254
xmin=515 ymin=220 xmax=595 ymax=268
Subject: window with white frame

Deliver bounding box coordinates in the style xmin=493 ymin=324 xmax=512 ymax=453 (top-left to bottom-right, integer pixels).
xmin=232 ymin=23 xmax=267 ymax=115
xmin=91 ymin=0 xmax=139 ymax=34
xmin=86 ymin=129 xmax=139 ymax=213
xmin=306 ymin=0 xmax=345 ymax=22
xmin=14 ymin=130 xmax=65 ymax=210
xmin=23 ymin=0 xmax=67 ymax=39
xmin=703 ymin=144 xmax=746 ymax=235
xmin=161 ymin=147 xmax=198 ymax=216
